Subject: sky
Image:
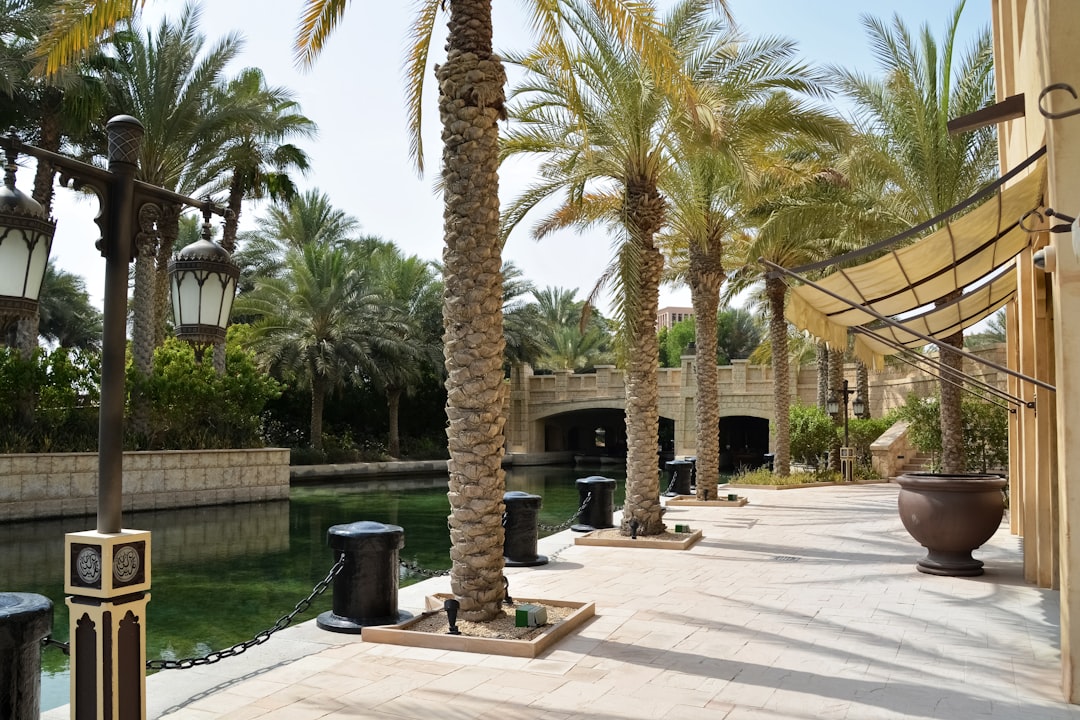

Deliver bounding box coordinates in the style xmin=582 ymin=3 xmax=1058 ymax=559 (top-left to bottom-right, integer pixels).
xmin=42 ymin=0 xmax=993 ymax=314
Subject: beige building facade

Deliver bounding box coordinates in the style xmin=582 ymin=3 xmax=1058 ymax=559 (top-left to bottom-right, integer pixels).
xmin=993 ymin=0 xmax=1080 ymax=701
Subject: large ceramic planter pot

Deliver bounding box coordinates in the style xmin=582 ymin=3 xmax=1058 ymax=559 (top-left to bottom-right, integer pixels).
xmin=894 ymin=472 xmax=1007 ymax=576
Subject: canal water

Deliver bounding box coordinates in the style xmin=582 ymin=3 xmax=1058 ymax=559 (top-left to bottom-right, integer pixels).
xmin=1 ymin=464 xmax=626 ymax=712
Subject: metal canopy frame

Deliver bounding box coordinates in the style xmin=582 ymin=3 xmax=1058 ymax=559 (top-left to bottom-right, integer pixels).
xmin=760 ymin=257 xmax=1055 ymax=395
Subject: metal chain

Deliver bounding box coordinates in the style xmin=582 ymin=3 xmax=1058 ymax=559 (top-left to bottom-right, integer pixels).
xmin=145 ymin=553 xmax=345 ymax=671
xmin=42 ymin=636 xmax=70 ymax=656
xmin=663 ymin=471 xmax=677 ymax=495
xmin=538 ymin=491 xmax=592 ymax=532
xmin=400 ymin=558 xmax=450 ymax=578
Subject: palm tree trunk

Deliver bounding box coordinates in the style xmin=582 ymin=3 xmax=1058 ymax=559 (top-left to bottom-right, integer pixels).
xmin=938 ymin=328 xmax=965 ymax=472
xmin=766 ymin=277 xmax=791 ymax=476
xmin=438 ymin=0 xmax=508 ymax=622
xmin=688 ymin=244 xmax=722 ymax=500
xmin=310 ymin=372 xmax=326 ymax=453
xmin=828 ymin=347 xmax=843 ymax=472
xmin=16 ymin=106 xmax=63 ymax=418
xmin=816 ymin=342 xmax=829 ymax=409
xmin=856 ymin=359 xmax=869 ymax=418
xmin=620 ymin=175 xmax=667 ymax=537
xmin=155 ymin=204 xmax=182 ymax=350
xmin=212 ymin=174 xmax=246 ymax=375
xmin=130 ymin=212 xmax=161 ymax=439
xmin=387 ymin=385 xmax=402 ymax=458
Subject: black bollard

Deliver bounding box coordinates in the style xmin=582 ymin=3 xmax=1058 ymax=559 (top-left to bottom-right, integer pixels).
xmin=685 ymin=456 xmax=697 ymax=488
xmin=664 ymin=460 xmax=693 ymax=496
xmin=571 ymin=476 xmax=616 ymax=532
xmin=317 ymin=521 xmax=413 ymax=633
xmin=503 ymin=491 xmax=549 ymax=567
xmin=0 ymin=593 xmax=52 ymax=720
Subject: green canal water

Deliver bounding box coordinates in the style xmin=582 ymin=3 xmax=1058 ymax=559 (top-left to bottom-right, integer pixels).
xmin=1 ymin=464 xmax=625 ymax=712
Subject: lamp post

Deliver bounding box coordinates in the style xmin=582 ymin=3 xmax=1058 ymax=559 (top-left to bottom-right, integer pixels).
xmin=828 ymin=379 xmax=866 ymax=482
xmin=0 ymin=116 xmax=237 ymax=720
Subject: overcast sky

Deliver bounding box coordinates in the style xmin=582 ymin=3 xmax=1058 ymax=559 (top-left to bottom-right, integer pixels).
xmin=42 ymin=1 xmax=992 ymax=315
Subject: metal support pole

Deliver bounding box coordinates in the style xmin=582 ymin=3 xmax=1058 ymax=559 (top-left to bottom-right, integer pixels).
xmin=97 ymin=116 xmax=139 ymax=535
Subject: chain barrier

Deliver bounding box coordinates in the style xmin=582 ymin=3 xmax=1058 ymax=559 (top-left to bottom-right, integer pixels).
xmin=537 ymin=491 xmax=592 ymax=533
xmin=42 ymin=636 xmax=70 ymax=656
xmin=143 ymin=552 xmax=345 ymax=671
xmin=400 ymin=558 xmax=451 ymax=578
xmin=662 ymin=470 xmax=677 ymax=496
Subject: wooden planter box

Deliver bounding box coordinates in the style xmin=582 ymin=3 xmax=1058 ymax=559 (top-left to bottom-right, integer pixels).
xmin=361 ymin=595 xmax=595 ymax=658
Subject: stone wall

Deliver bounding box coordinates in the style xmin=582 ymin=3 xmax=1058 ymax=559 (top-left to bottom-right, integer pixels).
xmin=0 ymin=448 xmax=290 ymax=522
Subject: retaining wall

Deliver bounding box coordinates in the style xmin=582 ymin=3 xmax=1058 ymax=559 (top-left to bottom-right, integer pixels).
xmin=0 ymin=448 xmax=290 ymax=521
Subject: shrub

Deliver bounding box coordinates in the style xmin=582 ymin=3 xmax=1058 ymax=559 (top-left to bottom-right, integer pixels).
xmin=0 ymin=347 xmax=100 ymax=452
xmin=894 ymin=391 xmax=1009 ymax=472
xmin=789 ymin=403 xmax=835 ymax=465
xmin=130 ymin=335 xmax=283 ymax=450
xmin=848 ymin=416 xmax=891 ymax=467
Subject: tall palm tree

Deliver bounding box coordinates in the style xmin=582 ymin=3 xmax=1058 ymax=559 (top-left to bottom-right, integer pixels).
xmin=94 ymin=2 xmax=248 ymax=381
xmin=236 ymin=242 xmax=398 ymax=452
xmin=37 ymin=0 xmax=726 ymax=621
xmin=205 ymin=68 xmax=315 ymax=254
xmin=0 ymin=0 xmax=107 ymax=356
xmin=660 ymin=18 xmax=843 ymax=499
xmin=834 ymin=1 xmax=996 ymax=472
xmin=368 ymin=242 xmax=443 ymax=458
xmin=201 ymin=79 xmax=314 ymax=374
xmin=503 ymin=0 xmax=739 ymax=536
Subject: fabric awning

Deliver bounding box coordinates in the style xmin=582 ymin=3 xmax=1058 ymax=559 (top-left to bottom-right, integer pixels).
xmin=785 ymin=159 xmax=1045 ymax=360
xmin=851 ymin=267 xmax=1016 ymax=367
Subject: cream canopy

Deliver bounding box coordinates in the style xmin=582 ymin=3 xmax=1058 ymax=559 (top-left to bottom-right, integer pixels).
xmin=783 ymin=155 xmax=1045 ymax=369
xmin=851 ymin=267 xmax=1016 ymax=366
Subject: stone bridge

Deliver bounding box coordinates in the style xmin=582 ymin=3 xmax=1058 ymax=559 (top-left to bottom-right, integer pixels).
xmin=504 ymin=345 xmax=1007 ymax=466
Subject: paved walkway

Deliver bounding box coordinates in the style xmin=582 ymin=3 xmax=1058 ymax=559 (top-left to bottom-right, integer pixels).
xmin=51 ymin=483 xmax=1077 ymax=719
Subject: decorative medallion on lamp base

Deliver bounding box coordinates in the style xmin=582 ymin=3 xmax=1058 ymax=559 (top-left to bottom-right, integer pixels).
xmin=64 ymin=529 xmax=151 ymax=720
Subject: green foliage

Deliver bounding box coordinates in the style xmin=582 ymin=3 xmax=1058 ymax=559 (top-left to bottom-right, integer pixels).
xmin=895 ymin=393 xmax=942 ymax=462
xmin=963 ymin=396 xmax=1009 ymax=472
xmin=731 ymin=466 xmax=838 ymax=485
xmin=663 ymin=318 xmax=696 ymax=368
xmin=895 ymin=392 xmax=1010 ymax=472
xmin=848 ymin=416 xmax=891 ymax=467
xmin=0 ymin=347 xmax=100 ymax=452
xmin=129 ymin=333 xmax=282 ymax=450
xmin=715 ymin=308 xmax=762 ymax=364
xmin=788 ymin=403 xmax=835 ymax=466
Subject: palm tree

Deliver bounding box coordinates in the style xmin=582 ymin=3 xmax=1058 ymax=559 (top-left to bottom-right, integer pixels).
xmin=496 ymin=262 xmax=545 ymax=374
xmin=37 ymin=261 xmax=104 ymax=349
xmin=37 ymin=0 xmax=728 ymax=621
xmin=659 ymin=17 xmax=842 ymax=500
xmin=834 ymin=1 xmax=996 ymax=472
xmin=93 ymin=3 xmax=248 ymax=381
xmin=531 ymin=286 xmax=613 ymax=371
xmin=504 ymin=0 xmax=741 ymax=536
xmin=205 ymin=68 xmax=315 ymax=254
xmin=368 ymin=242 xmax=443 ymax=458
xmin=236 ymin=242 xmax=398 ymax=452
xmin=0 ymin=0 xmax=107 ymax=356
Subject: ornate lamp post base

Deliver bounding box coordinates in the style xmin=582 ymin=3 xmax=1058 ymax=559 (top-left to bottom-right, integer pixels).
xmin=64 ymin=530 xmax=152 ymax=720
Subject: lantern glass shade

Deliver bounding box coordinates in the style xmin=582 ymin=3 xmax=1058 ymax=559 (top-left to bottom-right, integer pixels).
xmin=827 ymin=395 xmax=839 ymax=417
xmin=0 ymin=184 xmax=55 ymax=317
xmin=852 ymin=395 xmax=866 ymax=418
xmin=168 ymin=238 xmax=239 ymax=345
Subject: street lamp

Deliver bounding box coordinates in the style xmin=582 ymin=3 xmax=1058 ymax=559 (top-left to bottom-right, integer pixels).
xmin=169 ymin=209 xmax=240 ymax=362
xmin=828 ymin=379 xmax=866 ymax=482
xmin=0 ymin=115 xmax=235 ymax=720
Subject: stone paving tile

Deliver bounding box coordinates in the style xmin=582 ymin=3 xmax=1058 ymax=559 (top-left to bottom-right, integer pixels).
xmin=125 ymin=485 xmax=1080 ymax=720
